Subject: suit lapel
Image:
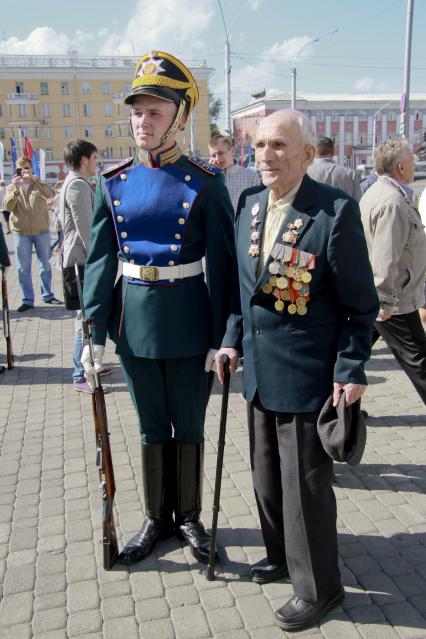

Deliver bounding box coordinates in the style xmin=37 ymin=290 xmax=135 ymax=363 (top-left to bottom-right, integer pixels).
xmin=255 ymin=175 xmax=317 ymax=291
xmin=247 ymin=188 xmax=269 ymax=280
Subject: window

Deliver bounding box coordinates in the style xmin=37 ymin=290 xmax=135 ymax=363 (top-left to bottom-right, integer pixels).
xmin=105 ymin=126 xmax=113 ymax=138
xmin=127 ymin=125 xmax=132 ymax=137
xmin=359 ymin=135 xmax=364 ymax=145
xmin=116 ymin=104 xmax=121 ymax=116
xmin=345 ymin=133 xmax=353 ymax=144
xmin=103 ymin=103 xmax=112 ymax=116
xmin=331 ymin=114 xmax=339 ymax=122
xmin=18 ymin=104 xmax=26 ymax=118
xmin=345 ymin=113 xmax=353 ymax=122
xmin=19 ymin=127 xmax=28 ymax=137
xmin=45 ymin=149 xmax=54 ymax=160
xmin=84 ymin=127 xmax=93 ymax=138
xmin=316 ymin=113 xmax=325 ymax=122
xmin=61 ymin=82 xmax=70 ymax=95
xmin=124 ymin=82 xmax=131 ymax=93
xmin=40 ymin=82 xmax=49 ymax=95
xmin=0 ymin=129 xmax=5 ymax=140
xmin=102 ymin=82 xmax=110 ymax=95
xmin=82 ymin=82 xmax=90 ymax=95
xmin=64 ymin=127 xmax=73 ymax=139
xmin=83 ymin=104 xmax=92 ymax=117
xmin=42 ymin=104 xmax=51 ymax=117
xmin=16 ymin=82 xmax=24 ymax=94
xmin=63 ymin=104 xmax=71 ymax=117
xmin=129 ymin=145 xmax=135 ymax=156
xmin=105 ymin=147 xmax=114 ymax=158
xmin=44 ymin=128 xmax=52 ymax=139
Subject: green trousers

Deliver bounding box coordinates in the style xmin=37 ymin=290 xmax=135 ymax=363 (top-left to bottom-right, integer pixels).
xmin=120 ymin=353 xmax=212 ymax=444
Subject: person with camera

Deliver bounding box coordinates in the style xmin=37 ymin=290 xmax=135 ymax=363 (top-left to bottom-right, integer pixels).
xmin=3 ymin=156 xmax=62 ymax=311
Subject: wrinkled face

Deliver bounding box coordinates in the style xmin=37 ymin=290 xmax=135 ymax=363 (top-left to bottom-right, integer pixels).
xmin=130 ymin=95 xmax=179 ymax=150
xmin=254 ymin=116 xmax=314 ymax=196
xmin=208 ymin=140 xmax=234 ymax=170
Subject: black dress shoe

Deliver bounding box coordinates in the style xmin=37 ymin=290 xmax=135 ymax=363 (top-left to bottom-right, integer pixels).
xmin=118 ymin=517 xmax=174 ymax=564
xmin=0 ymin=366 xmax=5 ymax=375
xmin=274 ymin=589 xmax=344 ymax=631
xmin=17 ymin=303 xmax=33 ymax=312
xmin=176 ymin=519 xmax=215 ymax=564
xmin=44 ymin=297 xmax=63 ymax=305
xmin=250 ymin=558 xmax=290 ymax=584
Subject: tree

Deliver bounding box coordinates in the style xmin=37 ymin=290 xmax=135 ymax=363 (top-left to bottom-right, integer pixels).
xmin=209 ymin=93 xmax=223 ymax=137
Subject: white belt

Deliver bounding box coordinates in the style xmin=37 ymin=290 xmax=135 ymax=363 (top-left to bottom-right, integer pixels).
xmin=122 ymin=259 xmax=203 ymax=282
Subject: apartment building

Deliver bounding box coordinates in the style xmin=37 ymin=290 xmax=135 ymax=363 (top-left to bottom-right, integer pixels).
xmin=232 ymin=94 xmax=426 ymax=168
xmin=0 ymin=52 xmax=213 ymax=180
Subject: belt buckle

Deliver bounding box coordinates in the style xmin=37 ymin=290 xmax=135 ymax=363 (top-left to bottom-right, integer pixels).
xmin=139 ymin=265 xmax=159 ymax=281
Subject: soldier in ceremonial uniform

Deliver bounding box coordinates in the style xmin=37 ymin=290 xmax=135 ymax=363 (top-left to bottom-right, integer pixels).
xmin=81 ymin=51 xmax=235 ymax=565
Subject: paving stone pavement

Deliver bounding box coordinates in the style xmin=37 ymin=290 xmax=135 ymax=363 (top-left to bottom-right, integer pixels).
xmin=0 ymin=243 xmax=425 ymax=639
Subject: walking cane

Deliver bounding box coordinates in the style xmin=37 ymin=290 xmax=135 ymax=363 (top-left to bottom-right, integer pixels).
xmin=206 ymin=355 xmax=231 ymax=581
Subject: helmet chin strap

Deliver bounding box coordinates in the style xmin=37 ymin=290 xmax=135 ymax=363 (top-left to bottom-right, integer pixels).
xmin=129 ymin=99 xmax=187 ymax=154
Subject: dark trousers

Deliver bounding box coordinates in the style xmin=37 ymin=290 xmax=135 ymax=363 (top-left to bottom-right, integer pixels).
xmin=120 ymin=353 xmax=212 ymax=444
xmin=372 ymin=311 xmax=426 ymax=405
xmin=248 ymin=394 xmax=340 ymax=601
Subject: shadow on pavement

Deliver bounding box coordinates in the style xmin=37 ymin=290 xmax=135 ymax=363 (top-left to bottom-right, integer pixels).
xmin=334 ymin=462 xmax=426 ymax=493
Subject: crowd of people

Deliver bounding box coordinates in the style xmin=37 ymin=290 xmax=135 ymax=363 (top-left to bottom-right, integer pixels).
xmin=0 ymin=48 xmax=425 ymax=633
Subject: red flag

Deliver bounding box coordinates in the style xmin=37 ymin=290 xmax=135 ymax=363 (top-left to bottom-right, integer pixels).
xmin=24 ymin=137 xmax=33 ymax=159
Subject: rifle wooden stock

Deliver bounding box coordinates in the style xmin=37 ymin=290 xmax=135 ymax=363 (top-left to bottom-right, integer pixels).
xmin=74 ymin=262 xmax=119 ymax=570
xmin=91 ymin=368 xmax=119 ymax=570
xmin=206 ymin=356 xmax=230 ymax=581
xmin=1 ymin=269 xmax=13 ymax=370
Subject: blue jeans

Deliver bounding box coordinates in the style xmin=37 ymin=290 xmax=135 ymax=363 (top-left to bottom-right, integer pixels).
xmin=13 ymin=231 xmax=54 ymax=305
xmin=73 ymin=311 xmax=86 ymax=383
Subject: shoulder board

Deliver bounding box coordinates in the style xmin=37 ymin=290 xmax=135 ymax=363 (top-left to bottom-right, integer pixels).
xmin=188 ymin=157 xmax=221 ymax=176
xmin=102 ymin=157 xmax=133 ymax=179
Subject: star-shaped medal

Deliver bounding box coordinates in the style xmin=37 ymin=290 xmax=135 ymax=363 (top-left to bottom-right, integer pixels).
xmin=282 ymin=230 xmax=298 ymax=244
xmin=251 ymin=202 xmax=260 ymax=216
xmin=293 ymin=218 xmax=304 ymax=229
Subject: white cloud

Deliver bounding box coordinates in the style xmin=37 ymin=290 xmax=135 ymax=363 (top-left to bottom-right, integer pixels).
xmin=354 ymin=77 xmax=375 ymax=91
xmin=98 ymin=0 xmax=215 ymax=56
xmin=265 ymin=36 xmax=315 ymax=61
xmin=4 ymin=27 xmax=72 ymax=55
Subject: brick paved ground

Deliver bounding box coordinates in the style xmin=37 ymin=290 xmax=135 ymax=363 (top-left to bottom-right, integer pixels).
xmin=0 ymin=242 xmax=425 ymax=639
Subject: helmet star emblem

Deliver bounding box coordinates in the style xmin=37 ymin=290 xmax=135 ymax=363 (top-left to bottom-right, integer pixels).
xmin=138 ymin=57 xmax=166 ymax=77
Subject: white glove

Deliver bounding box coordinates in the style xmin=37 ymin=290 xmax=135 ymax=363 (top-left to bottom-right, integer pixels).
xmin=81 ymin=344 xmax=105 ymax=377
xmin=204 ymin=348 xmax=218 ymax=372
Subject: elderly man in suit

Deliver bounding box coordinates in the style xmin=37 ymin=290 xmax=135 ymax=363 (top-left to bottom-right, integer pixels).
xmin=216 ymin=110 xmax=378 ymax=631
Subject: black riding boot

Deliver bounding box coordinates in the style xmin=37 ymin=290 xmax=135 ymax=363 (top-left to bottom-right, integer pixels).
xmin=119 ymin=441 xmax=175 ymax=564
xmin=175 ymin=442 xmax=214 ymax=564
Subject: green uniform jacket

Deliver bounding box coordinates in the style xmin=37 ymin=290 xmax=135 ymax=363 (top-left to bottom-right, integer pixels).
xmin=83 ymin=153 xmax=236 ymax=358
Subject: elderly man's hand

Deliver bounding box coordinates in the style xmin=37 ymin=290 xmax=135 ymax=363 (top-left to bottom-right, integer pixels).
xmin=333 ymin=382 xmax=366 ymax=407
xmin=214 ymin=348 xmax=239 ymax=384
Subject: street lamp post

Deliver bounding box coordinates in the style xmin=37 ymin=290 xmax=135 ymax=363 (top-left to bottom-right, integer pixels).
xmin=217 ymin=0 xmax=259 ymax=137
xmin=291 ymin=29 xmax=338 ymax=110
xmin=372 ymin=101 xmax=394 ymax=161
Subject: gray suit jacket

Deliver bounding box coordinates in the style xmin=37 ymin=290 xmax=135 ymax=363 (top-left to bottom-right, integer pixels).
xmin=307 ymin=158 xmax=362 ymax=201
xmin=60 ymin=171 xmax=94 ymax=267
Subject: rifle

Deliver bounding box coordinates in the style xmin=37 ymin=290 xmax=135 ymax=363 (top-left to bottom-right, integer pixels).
xmin=1 ymin=267 xmax=13 ymax=369
xmin=206 ymin=356 xmax=230 ymax=581
xmin=74 ymin=263 xmax=119 ymax=570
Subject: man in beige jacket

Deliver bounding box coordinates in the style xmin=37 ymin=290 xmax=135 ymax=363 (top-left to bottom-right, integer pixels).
xmin=360 ymin=139 xmax=426 ymax=404
xmin=3 ymin=156 xmax=62 ymax=311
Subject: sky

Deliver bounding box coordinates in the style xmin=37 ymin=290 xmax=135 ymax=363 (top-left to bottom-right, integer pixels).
xmin=2 ymin=0 xmax=426 ymax=129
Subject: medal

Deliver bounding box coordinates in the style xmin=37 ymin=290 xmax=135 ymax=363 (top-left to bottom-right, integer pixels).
xmin=276 ymin=277 xmax=288 ymax=289
xmin=251 ymin=202 xmax=260 ymax=216
xmin=296 ymin=297 xmax=306 ymax=306
xmin=269 ymin=276 xmax=278 ymax=287
xmin=269 ymin=261 xmax=279 ymax=275
xmin=262 ymin=283 xmax=273 ymax=294
xmin=293 ymin=268 xmax=303 ymax=282
xmin=297 ymin=306 xmax=307 ymax=315
xmin=288 ymin=303 xmax=297 ymax=315
xmin=280 ymin=290 xmax=291 ymax=301
xmin=286 ymin=265 xmax=296 ymax=278
xmin=292 ymin=281 xmax=302 ymax=291
xmin=275 ymin=300 xmax=285 ymax=312
xmin=301 ymin=271 xmax=312 ymax=283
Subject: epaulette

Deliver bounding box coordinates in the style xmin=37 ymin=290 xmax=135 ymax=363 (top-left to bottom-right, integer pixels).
xmin=188 ymin=157 xmax=221 ymax=175
xmin=102 ymin=157 xmax=133 ymax=180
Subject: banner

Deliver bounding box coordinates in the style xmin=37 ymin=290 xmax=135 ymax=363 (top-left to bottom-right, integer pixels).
xmin=39 ymin=148 xmax=46 ymax=181
xmin=0 ymin=142 xmax=4 ymax=181
xmin=10 ymin=138 xmax=17 ymax=174
xmin=24 ymin=137 xmax=33 ymax=159
xmin=32 ymin=149 xmax=39 ymax=177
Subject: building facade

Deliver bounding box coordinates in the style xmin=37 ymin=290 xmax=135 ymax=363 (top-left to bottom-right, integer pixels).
xmin=232 ymin=95 xmax=426 ymax=169
xmin=0 ymin=52 xmax=213 ymax=181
